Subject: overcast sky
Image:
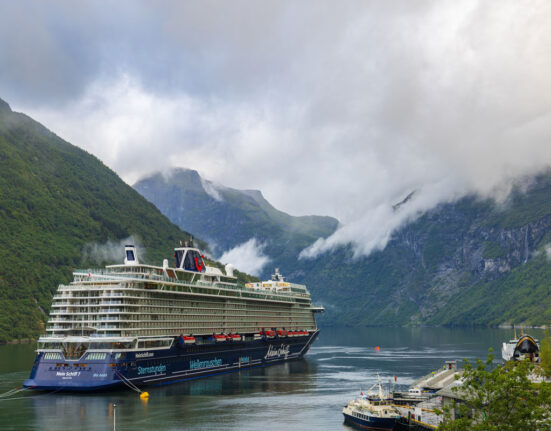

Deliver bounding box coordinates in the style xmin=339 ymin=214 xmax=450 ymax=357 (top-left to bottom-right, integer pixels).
xmin=2 ymin=0 xmax=551 ymax=258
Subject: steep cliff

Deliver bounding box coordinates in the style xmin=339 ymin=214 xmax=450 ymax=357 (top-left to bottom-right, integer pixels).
xmin=135 ymin=168 xmax=551 ymax=327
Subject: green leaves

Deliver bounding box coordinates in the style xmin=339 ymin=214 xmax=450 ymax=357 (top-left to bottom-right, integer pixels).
xmin=439 ymin=354 xmax=551 ymax=431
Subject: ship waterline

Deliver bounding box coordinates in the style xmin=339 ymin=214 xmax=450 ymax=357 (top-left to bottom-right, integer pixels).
xmin=24 ymin=244 xmax=322 ymax=391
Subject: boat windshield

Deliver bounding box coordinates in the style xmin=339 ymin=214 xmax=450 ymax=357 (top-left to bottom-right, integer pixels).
xmin=62 ymin=341 xmax=89 ymax=360
xmin=88 ymin=340 xmax=135 ymax=350
xmin=47 ymin=340 xmax=135 ymax=358
xmin=37 ymin=340 xmax=63 ymax=350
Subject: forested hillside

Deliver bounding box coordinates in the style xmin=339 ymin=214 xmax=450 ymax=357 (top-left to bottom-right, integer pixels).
xmin=0 ymin=98 xmax=255 ymax=342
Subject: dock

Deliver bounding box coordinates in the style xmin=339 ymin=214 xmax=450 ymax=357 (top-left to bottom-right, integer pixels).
xmin=394 ymin=398 xmax=442 ymax=430
xmin=411 ymin=360 xmax=458 ymax=391
xmin=393 ymin=361 xmax=463 ymax=430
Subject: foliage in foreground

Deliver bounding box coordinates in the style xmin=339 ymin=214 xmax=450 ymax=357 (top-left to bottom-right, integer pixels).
xmin=438 ymin=354 xmax=551 ymax=431
xmin=540 ymin=331 xmax=551 ymax=379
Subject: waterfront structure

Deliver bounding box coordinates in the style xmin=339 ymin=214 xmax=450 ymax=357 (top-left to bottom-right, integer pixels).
xmin=24 ymin=244 xmax=322 ymax=391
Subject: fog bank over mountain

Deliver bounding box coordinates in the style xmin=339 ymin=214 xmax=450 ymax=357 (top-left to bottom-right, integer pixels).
xmin=3 ymin=1 xmax=551 ymax=258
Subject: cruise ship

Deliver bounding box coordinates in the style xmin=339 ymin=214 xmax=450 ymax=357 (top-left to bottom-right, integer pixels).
xmin=24 ymin=242 xmax=323 ymax=391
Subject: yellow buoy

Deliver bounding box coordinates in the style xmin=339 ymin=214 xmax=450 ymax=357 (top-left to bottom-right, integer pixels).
xmin=139 ymin=392 xmax=149 ymax=400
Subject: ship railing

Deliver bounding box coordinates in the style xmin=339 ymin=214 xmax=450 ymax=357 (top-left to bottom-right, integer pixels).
xmin=51 ymin=301 xmax=73 ymax=306
xmin=71 ymin=270 xmax=307 ymax=303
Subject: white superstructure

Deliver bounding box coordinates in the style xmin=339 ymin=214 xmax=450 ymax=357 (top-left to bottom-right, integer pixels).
xmin=42 ymin=245 xmax=321 ymax=345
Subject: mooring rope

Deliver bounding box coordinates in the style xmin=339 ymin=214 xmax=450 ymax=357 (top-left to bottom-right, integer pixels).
xmin=0 ymin=387 xmax=27 ymax=398
xmin=115 ymin=371 xmax=142 ymax=394
xmin=0 ymin=387 xmax=62 ymax=402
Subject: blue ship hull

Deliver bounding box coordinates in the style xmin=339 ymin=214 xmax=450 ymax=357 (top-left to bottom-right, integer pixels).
xmin=343 ymin=411 xmax=397 ymax=431
xmin=24 ymin=331 xmax=319 ymax=391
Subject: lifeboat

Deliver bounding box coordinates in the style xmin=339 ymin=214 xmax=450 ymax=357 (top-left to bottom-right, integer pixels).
xmin=183 ymin=336 xmax=195 ymax=344
xmin=231 ymin=334 xmax=242 ymax=341
xmin=277 ymin=330 xmax=288 ymax=337
xmin=263 ymin=330 xmax=276 ymax=338
xmin=214 ymin=334 xmax=227 ymax=342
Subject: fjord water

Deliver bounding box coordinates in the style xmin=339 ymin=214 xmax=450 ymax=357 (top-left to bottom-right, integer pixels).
xmin=0 ymin=327 xmax=545 ymax=430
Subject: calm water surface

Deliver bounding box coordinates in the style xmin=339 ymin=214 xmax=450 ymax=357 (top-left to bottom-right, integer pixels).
xmin=0 ymin=327 xmax=545 ymax=430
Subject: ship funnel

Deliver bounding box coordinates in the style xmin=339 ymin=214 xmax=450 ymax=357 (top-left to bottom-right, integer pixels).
xmin=124 ymin=245 xmax=139 ymax=265
xmin=225 ymin=263 xmax=235 ymax=277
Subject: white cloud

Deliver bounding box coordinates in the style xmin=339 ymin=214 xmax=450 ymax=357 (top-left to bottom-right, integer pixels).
xmin=218 ymin=239 xmax=270 ymax=276
xmin=82 ymin=235 xmax=144 ymax=265
xmin=200 ymin=177 xmax=223 ymax=202
xmin=5 ymin=1 xmax=551 ymax=259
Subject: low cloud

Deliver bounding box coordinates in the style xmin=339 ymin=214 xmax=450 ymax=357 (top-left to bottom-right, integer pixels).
xmin=200 ymin=177 xmax=223 ymax=202
xmin=218 ymin=238 xmax=270 ymax=276
xmin=3 ymin=1 xmax=551 ymax=260
xmin=81 ymin=235 xmax=143 ymax=265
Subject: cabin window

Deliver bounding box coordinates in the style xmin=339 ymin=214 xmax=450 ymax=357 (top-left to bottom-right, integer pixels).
xmin=43 ymin=352 xmax=63 ymax=360
xmin=137 ymin=339 xmax=173 ymax=349
xmin=86 ymin=352 xmax=107 ymax=360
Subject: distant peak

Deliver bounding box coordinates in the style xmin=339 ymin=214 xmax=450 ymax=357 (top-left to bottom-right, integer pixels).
xmin=242 ymin=189 xmax=264 ymax=199
xmin=0 ymin=97 xmax=12 ymax=113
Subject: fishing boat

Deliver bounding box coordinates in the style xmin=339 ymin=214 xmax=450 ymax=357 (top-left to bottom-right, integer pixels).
xmin=24 ymin=243 xmax=323 ymax=391
xmin=343 ymin=376 xmax=401 ymax=430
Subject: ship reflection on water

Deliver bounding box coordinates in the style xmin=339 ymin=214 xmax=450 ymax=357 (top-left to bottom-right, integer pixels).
xmin=28 ymin=360 xmax=317 ymax=430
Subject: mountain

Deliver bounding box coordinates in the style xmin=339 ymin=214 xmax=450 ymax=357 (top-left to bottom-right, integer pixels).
xmin=296 ymin=179 xmax=551 ymax=327
xmin=135 ymin=168 xmax=551 ymax=327
xmin=134 ymin=168 xmax=339 ymax=272
xmin=0 ymin=98 xmax=254 ymax=342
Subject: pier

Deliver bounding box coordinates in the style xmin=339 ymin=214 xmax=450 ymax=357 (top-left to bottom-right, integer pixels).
xmin=393 ymin=361 xmax=463 ymax=430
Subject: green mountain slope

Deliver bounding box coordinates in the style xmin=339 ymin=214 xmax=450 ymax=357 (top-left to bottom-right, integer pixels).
xmin=134 ymin=168 xmax=338 ymax=272
xmin=296 ymin=177 xmax=551 ymax=327
xmin=135 ymin=167 xmax=551 ymax=327
xmin=0 ymin=98 xmax=255 ymax=342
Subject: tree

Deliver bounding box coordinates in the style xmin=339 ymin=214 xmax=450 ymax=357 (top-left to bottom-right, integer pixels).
xmin=540 ymin=331 xmax=551 ymax=379
xmin=438 ymin=353 xmax=551 ymax=431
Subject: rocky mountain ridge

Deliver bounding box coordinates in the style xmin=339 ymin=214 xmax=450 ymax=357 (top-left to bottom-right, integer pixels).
xmin=135 ymin=168 xmax=551 ymax=327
